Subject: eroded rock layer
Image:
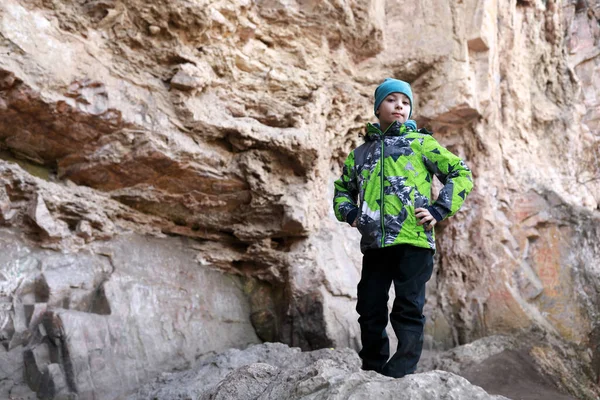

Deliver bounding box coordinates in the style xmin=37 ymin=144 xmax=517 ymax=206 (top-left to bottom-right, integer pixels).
xmin=0 ymin=0 xmax=599 ymax=399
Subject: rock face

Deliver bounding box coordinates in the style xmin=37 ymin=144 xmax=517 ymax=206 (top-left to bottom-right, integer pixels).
xmin=419 ymin=333 xmax=597 ymax=400
xmin=1 ymin=226 xmax=260 ymax=399
xmin=130 ymin=342 xmax=510 ymax=400
xmin=0 ymin=0 xmax=599 ymax=399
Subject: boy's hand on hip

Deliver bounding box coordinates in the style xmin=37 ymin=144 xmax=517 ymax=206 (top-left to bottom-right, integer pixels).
xmin=415 ymin=208 xmax=436 ymax=231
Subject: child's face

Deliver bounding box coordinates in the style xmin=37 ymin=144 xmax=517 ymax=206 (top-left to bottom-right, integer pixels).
xmin=376 ymin=93 xmax=411 ymax=128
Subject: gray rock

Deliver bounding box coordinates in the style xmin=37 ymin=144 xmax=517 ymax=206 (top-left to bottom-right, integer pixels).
xmin=0 ymin=344 xmax=36 ymax=399
xmin=418 ymin=335 xmax=517 ymax=374
xmin=74 ymin=220 xmax=93 ymax=241
xmin=206 ymin=363 xmax=279 ymax=400
xmin=1 ymin=230 xmax=261 ymax=399
xmin=130 ymin=342 xmax=303 ymax=399
xmin=0 ymin=184 xmax=15 ymax=223
xmin=170 ymin=64 xmax=209 ymax=91
xmin=419 ymin=334 xmax=584 ymax=400
xmin=27 ymin=192 xmax=70 ymax=240
xmin=131 ymin=343 xmax=509 ymax=400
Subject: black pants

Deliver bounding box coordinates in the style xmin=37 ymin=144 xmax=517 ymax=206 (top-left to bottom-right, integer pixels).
xmin=356 ymin=244 xmax=434 ymax=378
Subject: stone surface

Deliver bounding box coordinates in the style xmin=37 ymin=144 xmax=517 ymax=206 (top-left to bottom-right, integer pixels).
xmin=0 ymin=0 xmax=599 ymax=399
xmin=27 ymin=192 xmax=70 ymax=240
xmin=170 ymin=63 xmax=213 ymax=91
xmin=420 ymin=333 xmax=597 ymax=400
xmin=0 ymin=345 xmax=36 ymax=399
xmin=130 ymin=342 xmax=510 ymax=400
xmin=0 ymin=228 xmax=260 ymax=399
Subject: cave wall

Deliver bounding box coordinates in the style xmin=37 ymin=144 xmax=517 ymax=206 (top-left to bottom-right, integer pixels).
xmin=0 ymin=0 xmax=599 ymax=398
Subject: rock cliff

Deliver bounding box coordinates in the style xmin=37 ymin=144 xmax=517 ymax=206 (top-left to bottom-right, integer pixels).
xmin=0 ymin=0 xmax=599 ymax=399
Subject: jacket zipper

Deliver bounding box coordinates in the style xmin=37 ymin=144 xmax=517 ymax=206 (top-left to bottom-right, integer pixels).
xmin=380 ymin=137 xmax=385 ymax=247
xmin=378 ymin=122 xmax=396 ymax=247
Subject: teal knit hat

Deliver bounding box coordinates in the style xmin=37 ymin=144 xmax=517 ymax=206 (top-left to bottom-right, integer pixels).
xmin=374 ymin=78 xmax=413 ymax=119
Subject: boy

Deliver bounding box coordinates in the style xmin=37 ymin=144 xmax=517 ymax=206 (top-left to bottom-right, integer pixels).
xmin=333 ymin=78 xmax=473 ymax=378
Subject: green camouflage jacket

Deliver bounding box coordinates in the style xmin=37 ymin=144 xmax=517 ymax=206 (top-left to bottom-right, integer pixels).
xmin=333 ymin=121 xmax=473 ymax=253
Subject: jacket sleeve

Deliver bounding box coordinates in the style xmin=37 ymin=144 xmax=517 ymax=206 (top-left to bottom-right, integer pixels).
xmin=333 ymin=150 xmax=359 ymax=224
xmin=421 ymin=135 xmax=473 ymax=220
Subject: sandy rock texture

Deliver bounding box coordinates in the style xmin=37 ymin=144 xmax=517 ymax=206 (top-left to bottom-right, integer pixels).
xmin=0 ymin=0 xmax=599 ymax=398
